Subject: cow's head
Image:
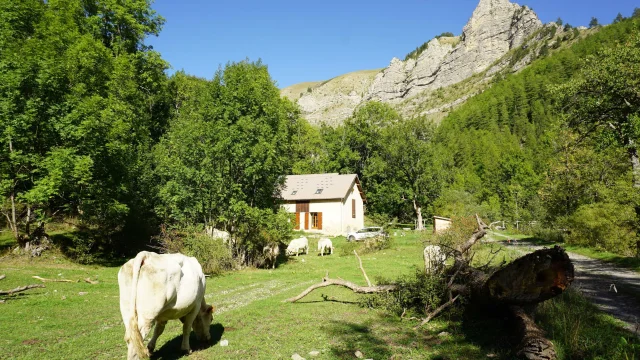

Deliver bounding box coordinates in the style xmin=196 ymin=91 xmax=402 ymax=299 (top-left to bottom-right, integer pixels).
xmin=193 ymin=302 xmax=215 ymax=342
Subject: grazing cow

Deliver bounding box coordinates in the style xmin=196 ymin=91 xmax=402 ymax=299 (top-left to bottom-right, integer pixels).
xmin=317 ymin=238 xmax=334 ymax=256
xmin=263 ymin=242 xmax=280 ymax=269
xmin=286 ymin=236 xmax=309 ymax=256
xmin=423 ymin=245 xmax=447 ymax=274
xmin=118 ymin=251 xmax=214 ymax=359
xmin=205 ymin=226 xmax=230 ymax=244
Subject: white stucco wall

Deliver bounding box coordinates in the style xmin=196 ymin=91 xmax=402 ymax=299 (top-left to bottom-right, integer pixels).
xmin=341 ymin=185 xmax=364 ymax=235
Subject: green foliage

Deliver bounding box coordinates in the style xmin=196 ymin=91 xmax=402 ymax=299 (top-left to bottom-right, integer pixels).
xmin=0 ymin=0 xmax=169 ymax=249
xmin=614 ymin=13 xmax=625 ymax=24
xmin=566 ymin=202 xmax=637 ymax=255
xmin=154 ymin=226 xmax=235 ymax=275
xmin=362 ymin=269 xmax=448 ymax=318
xmin=556 ymin=17 xmax=563 ymax=26
xmin=436 ymin=32 xmax=454 ymax=38
xmin=589 ymin=17 xmax=600 ymax=28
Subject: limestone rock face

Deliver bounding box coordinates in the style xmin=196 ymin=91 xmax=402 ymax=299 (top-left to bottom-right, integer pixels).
xmin=282 ymin=0 xmax=543 ymax=125
xmin=367 ymin=0 xmax=541 ymax=102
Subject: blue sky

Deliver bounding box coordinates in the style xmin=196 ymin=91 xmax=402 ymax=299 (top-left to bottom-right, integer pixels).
xmin=146 ymin=0 xmax=638 ymax=89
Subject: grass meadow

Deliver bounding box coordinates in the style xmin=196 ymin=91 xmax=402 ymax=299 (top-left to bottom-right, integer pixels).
xmin=0 ymin=232 xmax=637 ymax=359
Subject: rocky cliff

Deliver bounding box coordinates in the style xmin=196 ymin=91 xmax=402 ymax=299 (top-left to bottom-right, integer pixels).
xmin=282 ymin=0 xmax=544 ymax=125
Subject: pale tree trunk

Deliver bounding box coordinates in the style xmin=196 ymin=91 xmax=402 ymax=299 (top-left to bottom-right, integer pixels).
xmin=413 ymin=199 xmax=424 ymax=231
xmin=7 ymin=137 xmax=18 ymax=240
xmin=627 ymin=142 xmax=640 ymax=257
xmin=9 ymin=191 xmax=18 ymax=240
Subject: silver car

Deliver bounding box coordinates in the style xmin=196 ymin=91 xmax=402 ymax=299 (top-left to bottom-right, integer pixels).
xmin=347 ymin=227 xmax=384 ymax=242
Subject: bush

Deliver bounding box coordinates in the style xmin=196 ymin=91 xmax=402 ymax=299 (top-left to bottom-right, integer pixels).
xmin=361 ymin=268 xmax=448 ymax=318
xmin=340 ymin=234 xmax=393 ymax=256
xmin=531 ymin=227 xmax=565 ymax=243
xmin=435 ymin=215 xmax=479 ymax=251
xmin=566 ymin=202 xmax=637 ymax=255
xmin=154 ymin=225 xmax=235 ymax=275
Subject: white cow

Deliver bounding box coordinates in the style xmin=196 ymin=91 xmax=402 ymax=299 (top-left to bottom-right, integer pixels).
xmin=286 ymin=236 xmax=309 ymax=256
xmin=317 ymin=238 xmax=334 ymax=256
xmin=205 ymin=226 xmax=230 ymax=243
xmin=263 ymin=242 xmax=280 ymax=269
xmin=423 ymin=245 xmax=447 ymax=274
xmin=118 ymin=251 xmax=214 ymax=359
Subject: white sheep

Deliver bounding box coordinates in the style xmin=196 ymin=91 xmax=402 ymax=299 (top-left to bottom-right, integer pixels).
xmin=317 ymin=238 xmax=334 ymax=256
xmin=286 ymin=236 xmax=309 ymax=256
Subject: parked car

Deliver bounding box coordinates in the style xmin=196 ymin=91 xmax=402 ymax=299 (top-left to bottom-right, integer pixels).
xmin=347 ymin=226 xmax=385 ymax=242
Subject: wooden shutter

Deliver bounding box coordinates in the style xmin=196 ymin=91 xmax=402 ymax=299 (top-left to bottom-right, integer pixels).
xmin=296 ymin=201 xmax=309 ymax=213
xmin=304 ymin=212 xmax=309 ymax=230
xmin=318 ymin=212 xmax=322 ymax=230
xmin=294 ymin=213 xmax=300 ymax=230
xmin=352 ymin=199 xmax=356 ymax=218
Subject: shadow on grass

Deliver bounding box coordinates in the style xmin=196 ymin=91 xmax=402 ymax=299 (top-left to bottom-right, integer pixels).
xmin=325 ymin=313 xmax=514 ymax=360
xmin=153 ymin=323 xmax=224 ymax=360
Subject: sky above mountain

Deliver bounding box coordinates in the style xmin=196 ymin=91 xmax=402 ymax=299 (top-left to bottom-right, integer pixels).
xmin=146 ymin=0 xmax=638 ymax=89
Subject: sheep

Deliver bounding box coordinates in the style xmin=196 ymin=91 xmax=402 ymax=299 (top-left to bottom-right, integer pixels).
xmin=317 ymin=238 xmax=334 ymax=256
xmin=286 ymin=236 xmax=309 ymax=256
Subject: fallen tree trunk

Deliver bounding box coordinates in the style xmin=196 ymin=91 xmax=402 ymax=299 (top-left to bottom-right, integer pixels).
xmin=450 ymin=246 xmax=574 ymax=308
xmin=510 ymin=305 xmax=557 ymax=360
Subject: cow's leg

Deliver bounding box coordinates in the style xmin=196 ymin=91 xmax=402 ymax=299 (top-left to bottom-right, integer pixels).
xmin=180 ymin=310 xmax=198 ymax=353
xmin=147 ymin=320 xmax=167 ymax=353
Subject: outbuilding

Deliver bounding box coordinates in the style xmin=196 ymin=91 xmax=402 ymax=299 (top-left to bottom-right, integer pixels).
xmin=433 ymin=216 xmax=452 ymax=233
xmin=280 ymin=174 xmax=365 ymax=236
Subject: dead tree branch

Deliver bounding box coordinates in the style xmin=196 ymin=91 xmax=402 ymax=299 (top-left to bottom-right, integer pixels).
xmin=32 ymin=276 xmax=77 ymax=283
xmin=0 ymin=284 xmax=45 ymax=296
xmin=415 ymin=294 xmax=460 ymax=328
xmin=0 ymin=274 xmax=5 ymax=281
xmin=285 ymin=277 xmax=397 ymax=302
xmin=354 ymin=250 xmax=372 ymax=287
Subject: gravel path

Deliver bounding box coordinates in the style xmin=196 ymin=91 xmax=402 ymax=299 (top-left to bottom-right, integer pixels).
xmin=504 ymin=240 xmax=640 ymax=334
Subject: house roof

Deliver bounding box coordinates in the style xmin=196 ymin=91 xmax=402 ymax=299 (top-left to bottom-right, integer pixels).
xmin=281 ymin=173 xmax=366 ymax=202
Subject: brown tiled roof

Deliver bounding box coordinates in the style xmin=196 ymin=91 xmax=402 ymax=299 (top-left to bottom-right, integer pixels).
xmin=281 ymin=174 xmax=365 ymax=202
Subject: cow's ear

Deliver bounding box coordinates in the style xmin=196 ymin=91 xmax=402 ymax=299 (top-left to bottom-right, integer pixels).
xmin=207 ymin=305 xmax=215 ymax=314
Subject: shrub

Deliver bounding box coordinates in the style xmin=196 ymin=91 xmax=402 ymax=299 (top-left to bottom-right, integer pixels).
xmin=435 ymin=215 xmax=479 ymax=251
xmin=154 ymin=225 xmax=235 ymax=275
xmin=566 ymin=202 xmax=637 ymax=255
xmin=340 ymin=234 xmax=392 ymax=256
xmin=361 ymin=268 xmax=448 ymax=318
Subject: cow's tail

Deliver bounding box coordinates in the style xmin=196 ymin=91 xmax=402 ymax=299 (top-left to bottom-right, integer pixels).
xmin=129 ymin=252 xmax=150 ymax=359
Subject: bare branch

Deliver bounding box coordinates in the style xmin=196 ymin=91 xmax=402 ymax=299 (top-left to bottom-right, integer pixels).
xmin=32 ymin=276 xmax=77 ymax=283
xmin=0 ymin=275 xmax=5 ymax=281
xmin=457 ymin=214 xmax=489 ymax=255
xmin=415 ymin=295 xmax=460 ymax=328
xmin=0 ymin=284 xmax=45 ymax=296
xmin=285 ymin=277 xmax=397 ymax=303
xmin=354 ymin=250 xmax=372 ymax=287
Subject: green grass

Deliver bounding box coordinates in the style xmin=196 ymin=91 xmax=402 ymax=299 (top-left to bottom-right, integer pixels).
xmin=537 ymin=288 xmax=640 ymax=360
xmin=0 ymin=232 xmax=637 ymax=359
xmin=0 ymin=230 xmax=16 ymax=251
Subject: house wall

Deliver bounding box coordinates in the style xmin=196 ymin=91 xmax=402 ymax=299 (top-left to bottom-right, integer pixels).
xmin=281 ymin=182 xmax=364 ymax=236
xmin=341 ymin=185 xmax=364 ymax=234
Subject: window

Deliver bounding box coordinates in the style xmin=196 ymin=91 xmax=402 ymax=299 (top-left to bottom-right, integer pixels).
xmin=310 ymin=212 xmax=322 ymax=230
xmin=315 ymin=188 xmax=323 ymax=194
xmin=352 ymin=199 xmax=356 ymax=218
xmin=291 ymin=190 xmax=297 ymax=195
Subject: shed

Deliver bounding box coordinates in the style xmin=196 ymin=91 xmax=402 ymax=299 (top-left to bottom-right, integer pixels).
xmin=433 ymin=216 xmax=452 ymax=233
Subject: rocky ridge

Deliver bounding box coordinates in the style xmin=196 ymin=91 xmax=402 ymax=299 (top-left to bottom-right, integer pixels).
xmin=282 ymin=0 xmax=545 ymax=126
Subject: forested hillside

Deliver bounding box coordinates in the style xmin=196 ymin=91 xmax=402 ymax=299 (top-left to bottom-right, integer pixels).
xmin=291 ymin=16 xmax=640 ymax=255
